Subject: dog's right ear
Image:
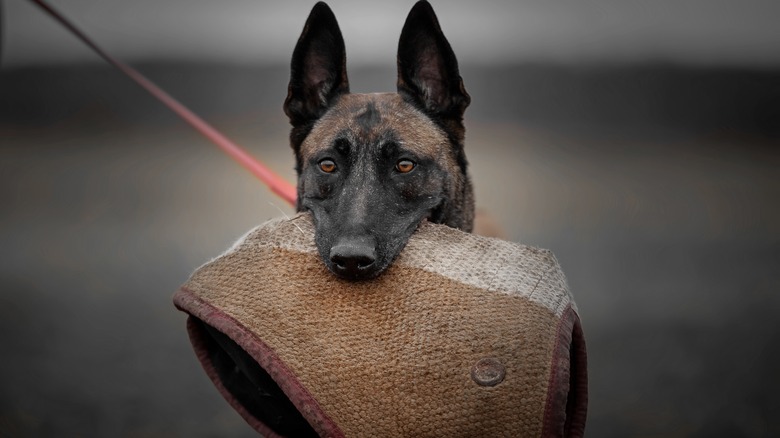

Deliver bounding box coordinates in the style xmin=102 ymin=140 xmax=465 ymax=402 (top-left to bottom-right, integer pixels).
xmin=284 ymin=2 xmax=350 ymax=127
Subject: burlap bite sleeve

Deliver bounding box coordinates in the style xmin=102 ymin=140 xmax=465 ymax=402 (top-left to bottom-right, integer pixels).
xmin=173 ymin=213 xmax=587 ymax=437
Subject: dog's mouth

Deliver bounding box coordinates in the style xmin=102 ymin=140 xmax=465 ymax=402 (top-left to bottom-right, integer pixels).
xmin=317 ymin=218 xmax=428 ymax=282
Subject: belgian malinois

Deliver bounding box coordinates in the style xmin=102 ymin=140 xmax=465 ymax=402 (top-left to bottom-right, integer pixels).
xmin=285 ymin=0 xmax=473 ymax=280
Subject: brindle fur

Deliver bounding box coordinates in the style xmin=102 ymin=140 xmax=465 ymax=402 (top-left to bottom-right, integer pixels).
xmin=284 ymin=0 xmax=473 ymax=280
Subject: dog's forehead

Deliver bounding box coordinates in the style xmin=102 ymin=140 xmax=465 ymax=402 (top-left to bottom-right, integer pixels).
xmin=300 ymin=93 xmax=447 ymax=158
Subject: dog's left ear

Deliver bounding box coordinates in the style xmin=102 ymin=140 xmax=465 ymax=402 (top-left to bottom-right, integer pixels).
xmin=284 ymin=2 xmax=350 ymax=127
xmin=397 ymin=1 xmax=470 ymax=121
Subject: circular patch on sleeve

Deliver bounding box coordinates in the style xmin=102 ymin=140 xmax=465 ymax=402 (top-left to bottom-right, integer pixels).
xmin=471 ymin=357 xmax=507 ymax=387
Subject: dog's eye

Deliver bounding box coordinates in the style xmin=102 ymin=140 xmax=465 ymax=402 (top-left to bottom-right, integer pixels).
xmin=318 ymin=159 xmax=337 ymax=173
xmin=395 ymin=159 xmax=415 ymax=173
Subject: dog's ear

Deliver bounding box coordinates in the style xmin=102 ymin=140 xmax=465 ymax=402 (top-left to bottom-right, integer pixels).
xmin=284 ymin=2 xmax=349 ymax=127
xmin=397 ymin=0 xmax=470 ymax=120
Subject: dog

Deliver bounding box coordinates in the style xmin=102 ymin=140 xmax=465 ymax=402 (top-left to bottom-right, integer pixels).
xmin=284 ymin=0 xmax=474 ymax=281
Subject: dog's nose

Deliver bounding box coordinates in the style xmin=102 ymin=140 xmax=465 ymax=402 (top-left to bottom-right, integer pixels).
xmin=329 ymin=236 xmax=377 ymax=279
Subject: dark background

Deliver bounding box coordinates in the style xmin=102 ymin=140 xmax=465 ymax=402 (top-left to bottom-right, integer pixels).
xmin=2 ymin=1 xmax=779 ymax=436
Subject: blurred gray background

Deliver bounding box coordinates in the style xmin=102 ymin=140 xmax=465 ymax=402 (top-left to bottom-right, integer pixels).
xmin=2 ymin=0 xmax=779 ymax=436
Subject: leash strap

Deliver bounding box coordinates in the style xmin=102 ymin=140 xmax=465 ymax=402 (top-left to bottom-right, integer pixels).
xmin=29 ymin=0 xmax=298 ymax=206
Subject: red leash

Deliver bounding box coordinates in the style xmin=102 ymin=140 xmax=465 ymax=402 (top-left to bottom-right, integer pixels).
xmin=28 ymin=0 xmax=298 ymax=206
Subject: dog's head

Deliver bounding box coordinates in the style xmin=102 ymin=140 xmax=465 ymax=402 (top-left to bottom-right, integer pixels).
xmin=284 ymin=1 xmax=473 ymax=280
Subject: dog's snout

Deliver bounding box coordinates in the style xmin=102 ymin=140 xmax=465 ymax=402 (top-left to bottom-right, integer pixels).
xmin=329 ymin=237 xmax=377 ymax=279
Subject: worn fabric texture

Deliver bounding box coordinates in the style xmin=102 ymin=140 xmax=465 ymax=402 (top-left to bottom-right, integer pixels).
xmin=173 ymin=213 xmax=587 ymax=437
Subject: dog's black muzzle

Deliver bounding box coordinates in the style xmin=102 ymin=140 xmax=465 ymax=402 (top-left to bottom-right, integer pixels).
xmin=328 ymin=234 xmax=378 ymax=280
